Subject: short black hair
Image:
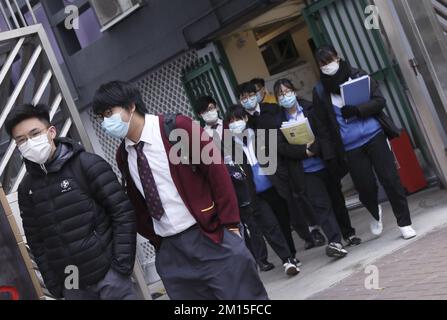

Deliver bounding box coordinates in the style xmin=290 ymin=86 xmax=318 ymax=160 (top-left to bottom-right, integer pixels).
xmin=195 ymin=95 xmax=217 ymax=114
xmin=273 ymin=78 xmax=297 ymax=100
xmin=92 ymin=80 xmax=146 ymax=116
xmin=237 ymin=82 xmax=257 ymax=97
xmin=315 ymin=45 xmax=339 ymax=66
xmin=226 ymin=104 xmax=248 ymax=122
xmin=250 ymin=78 xmax=265 ymax=88
xmin=5 ymin=103 xmax=51 ymax=137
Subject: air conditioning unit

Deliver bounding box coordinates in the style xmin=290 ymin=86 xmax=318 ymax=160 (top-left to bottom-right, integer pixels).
xmin=89 ymin=0 xmax=143 ymax=32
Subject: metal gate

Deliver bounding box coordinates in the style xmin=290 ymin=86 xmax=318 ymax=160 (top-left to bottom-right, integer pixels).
xmin=182 ymin=49 xmax=237 ymax=119
xmin=0 ymin=25 xmax=93 ymax=194
xmin=302 ymin=0 xmax=430 ymax=161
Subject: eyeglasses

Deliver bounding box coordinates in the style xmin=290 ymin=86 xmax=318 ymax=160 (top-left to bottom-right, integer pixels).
xmin=240 ymin=93 xmax=256 ymax=104
xmin=14 ymin=128 xmax=47 ymax=146
xmin=278 ymin=89 xmax=295 ymax=99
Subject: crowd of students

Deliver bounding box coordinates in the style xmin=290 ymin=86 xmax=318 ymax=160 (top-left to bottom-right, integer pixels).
xmin=5 ymin=45 xmax=416 ymax=300
xmin=193 ymin=46 xmax=416 ymax=279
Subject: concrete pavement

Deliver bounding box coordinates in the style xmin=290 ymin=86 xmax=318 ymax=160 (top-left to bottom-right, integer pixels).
xmin=261 ymin=187 xmax=447 ymax=300
xmin=310 ymin=225 xmax=447 ymax=300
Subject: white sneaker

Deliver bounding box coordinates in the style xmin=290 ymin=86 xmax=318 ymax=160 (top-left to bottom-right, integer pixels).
xmin=283 ymin=259 xmax=300 ymax=276
xmin=400 ymin=226 xmax=417 ymax=240
xmin=370 ymin=205 xmax=383 ymax=236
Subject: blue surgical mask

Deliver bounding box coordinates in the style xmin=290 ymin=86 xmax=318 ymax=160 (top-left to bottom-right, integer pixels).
xmin=241 ymin=95 xmax=258 ymax=111
xmin=101 ymin=111 xmax=133 ymax=139
xmin=279 ymin=94 xmax=298 ymax=109
xmin=229 ymin=120 xmax=246 ymax=135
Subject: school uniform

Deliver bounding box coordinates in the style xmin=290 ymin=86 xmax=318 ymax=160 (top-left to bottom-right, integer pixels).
xmin=244 ymin=102 xmax=314 ymax=247
xmin=277 ymin=99 xmax=344 ymax=244
xmin=206 ymin=119 xmax=273 ymax=266
xmin=231 ymin=130 xmax=293 ymax=263
xmin=204 ymin=119 xmax=224 ymax=141
xmin=312 ymin=64 xmax=412 ymax=227
xmin=116 ymin=114 xmax=268 ymax=300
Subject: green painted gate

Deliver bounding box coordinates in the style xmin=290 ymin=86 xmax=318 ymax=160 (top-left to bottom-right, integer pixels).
xmin=302 ymin=0 xmax=429 ymax=159
xmin=182 ymin=48 xmax=237 ymax=120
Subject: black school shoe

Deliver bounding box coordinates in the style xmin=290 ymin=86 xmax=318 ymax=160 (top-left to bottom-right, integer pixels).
xmin=344 ymin=235 xmax=362 ymax=246
xmin=311 ymin=229 xmax=326 ymax=247
xmin=258 ymin=261 xmax=275 ymax=272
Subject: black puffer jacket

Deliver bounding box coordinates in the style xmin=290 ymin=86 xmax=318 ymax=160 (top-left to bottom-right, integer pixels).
xmin=17 ymin=138 xmax=136 ymax=298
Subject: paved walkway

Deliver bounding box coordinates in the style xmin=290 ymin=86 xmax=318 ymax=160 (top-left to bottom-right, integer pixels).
xmin=261 ymin=187 xmax=447 ymax=300
xmin=310 ymin=226 xmax=447 ymax=300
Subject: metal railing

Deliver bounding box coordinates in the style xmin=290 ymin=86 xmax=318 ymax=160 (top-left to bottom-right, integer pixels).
xmin=0 ymin=0 xmax=38 ymax=31
xmin=0 ymin=23 xmax=152 ymax=300
xmin=0 ymin=24 xmax=93 ymax=193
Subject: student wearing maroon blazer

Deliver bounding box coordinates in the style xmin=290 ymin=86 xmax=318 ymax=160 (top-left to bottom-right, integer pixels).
xmin=92 ymin=81 xmax=268 ymax=300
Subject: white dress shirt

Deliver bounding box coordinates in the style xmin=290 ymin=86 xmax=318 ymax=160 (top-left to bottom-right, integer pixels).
xmin=234 ymin=129 xmax=258 ymax=166
xmin=125 ymin=114 xmax=196 ymax=237
xmin=331 ymin=93 xmax=344 ymax=108
xmin=204 ymin=118 xmax=223 ymax=141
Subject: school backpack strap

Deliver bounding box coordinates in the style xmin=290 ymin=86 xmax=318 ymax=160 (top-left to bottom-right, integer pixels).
xmin=163 ymin=113 xmax=180 ymax=144
xmin=162 ymin=113 xmax=198 ymax=172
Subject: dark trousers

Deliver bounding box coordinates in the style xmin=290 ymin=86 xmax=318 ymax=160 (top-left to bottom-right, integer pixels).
xmin=258 ymin=188 xmax=297 ymax=256
xmin=241 ymin=199 xmax=293 ymax=263
xmin=63 ymin=268 xmax=138 ymax=300
xmin=287 ymin=195 xmax=314 ymax=243
xmin=304 ymin=169 xmax=356 ymax=239
xmin=155 ymin=225 xmax=268 ymax=300
xmin=346 ymin=132 xmax=412 ymax=227
xmin=304 ymin=169 xmax=343 ymax=244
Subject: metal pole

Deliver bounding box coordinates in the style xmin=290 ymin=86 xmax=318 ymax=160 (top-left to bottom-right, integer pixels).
xmin=24 ymin=0 xmax=37 ymax=25
xmin=0 ymin=0 xmax=12 ymax=30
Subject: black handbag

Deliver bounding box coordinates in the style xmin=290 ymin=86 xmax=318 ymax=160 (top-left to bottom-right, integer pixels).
xmin=375 ymin=111 xmax=401 ymax=140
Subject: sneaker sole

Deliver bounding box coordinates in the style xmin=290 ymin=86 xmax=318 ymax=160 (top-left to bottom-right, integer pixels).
xmin=326 ymin=248 xmax=348 ymax=258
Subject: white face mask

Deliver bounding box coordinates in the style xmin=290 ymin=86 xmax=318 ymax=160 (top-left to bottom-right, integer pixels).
xmin=321 ymin=61 xmax=340 ymax=76
xmin=229 ymin=120 xmax=246 ymax=135
xmin=18 ymin=132 xmax=53 ymax=165
xmin=202 ymin=109 xmax=219 ymax=124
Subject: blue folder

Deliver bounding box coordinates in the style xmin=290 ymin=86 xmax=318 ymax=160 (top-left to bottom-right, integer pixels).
xmin=341 ymin=75 xmax=371 ymax=106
